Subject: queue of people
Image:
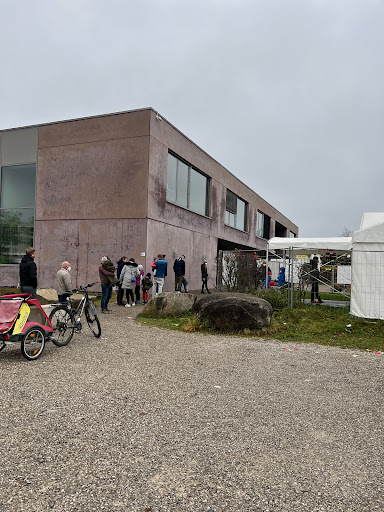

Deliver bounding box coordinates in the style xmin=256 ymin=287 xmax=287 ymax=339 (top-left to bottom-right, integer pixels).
xmin=18 ymin=247 xmax=214 ymax=312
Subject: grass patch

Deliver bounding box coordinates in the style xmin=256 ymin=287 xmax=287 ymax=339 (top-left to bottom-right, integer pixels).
xmin=137 ymin=305 xmax=384 ymax=352
xmin=137 ymin=312 xmax=200 ymax=331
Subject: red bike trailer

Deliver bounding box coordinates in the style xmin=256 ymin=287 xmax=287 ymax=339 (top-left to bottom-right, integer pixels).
xmin=0 ymin=293 xmax=54 ymax=360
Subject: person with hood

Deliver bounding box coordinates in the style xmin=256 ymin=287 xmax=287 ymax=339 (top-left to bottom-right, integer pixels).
xmin=120 ymin=258 xmax=139 ymax=307
xmin=99 ymin=256 xmax=117 ymax=314
xmin=116 ymin=256 xmax=128 ymax=306
xmin=142 ymin=272 xmax=153 ymax=304
xmin=135 ymin=264 xmax=144 ymax=304
xmin=277 ymin=267 xmax=286 ymax=287
xmin=173 ymin=255 xmax=185 ymax=292
xmin=20 ymin=247 xmax=38 ymax=298
xmin=55 ymin=261 xmax=72 ymax=303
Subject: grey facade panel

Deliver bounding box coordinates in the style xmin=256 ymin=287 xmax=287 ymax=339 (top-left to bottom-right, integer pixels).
xmin=1 ymin=127 xmax=38 ymax=166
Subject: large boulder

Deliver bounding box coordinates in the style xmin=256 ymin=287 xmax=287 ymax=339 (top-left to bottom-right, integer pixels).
xmin=143 ymin=292 xmax=196 ymax=316
xmin=192 ymin=294 xmax=272 ymax=331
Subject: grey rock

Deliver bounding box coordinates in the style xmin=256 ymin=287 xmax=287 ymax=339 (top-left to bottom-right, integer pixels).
xmin=143 ymin=292 xmax=196 ymax=316
xmin=192 ymin=293 xmax=272 ymax=331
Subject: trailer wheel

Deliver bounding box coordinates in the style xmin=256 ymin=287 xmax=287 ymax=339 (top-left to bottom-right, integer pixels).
xmin=21 ymin=326 xmax=46 ymax=361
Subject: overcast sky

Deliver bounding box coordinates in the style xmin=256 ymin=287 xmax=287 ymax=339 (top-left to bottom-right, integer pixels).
xmin=1 ymin=0 xmax=383 ymax=237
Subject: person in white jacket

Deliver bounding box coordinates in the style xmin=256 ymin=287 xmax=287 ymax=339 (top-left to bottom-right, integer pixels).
xmin=54 ymin=261 xmax=72 ymax=303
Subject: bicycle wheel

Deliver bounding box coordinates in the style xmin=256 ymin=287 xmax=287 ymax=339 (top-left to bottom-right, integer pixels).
xmin=21 ymin=326 xmax=46 ymax=361
xmin=85 ymin=303 xmax=101 ymax=338
xmin=49 ymin=306 xmax=75 ymax=346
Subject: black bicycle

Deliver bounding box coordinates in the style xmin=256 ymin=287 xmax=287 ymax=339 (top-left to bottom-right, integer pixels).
xmin=49 ymin=282 xmax=101 ymax=346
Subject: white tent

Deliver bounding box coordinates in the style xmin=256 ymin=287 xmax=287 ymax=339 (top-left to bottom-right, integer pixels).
xmin=350 ymin=213 xmax=384 ymax=320
xmin=268 ymin=237 xmax=352 ymax=254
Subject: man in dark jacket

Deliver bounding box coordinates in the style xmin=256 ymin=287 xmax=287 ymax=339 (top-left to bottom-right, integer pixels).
xmin=19 ymin=247 xmax=37 ymax=298
xmin=116 ymin=256 xmax=128 ymax=306
xmin=173 ymin=255 xmax=185 ymax=292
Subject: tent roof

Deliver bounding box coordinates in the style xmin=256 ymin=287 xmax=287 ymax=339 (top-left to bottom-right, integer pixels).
xmin=360 ymin=212 xmax=384 ymax=230
xmin=353 ymin=214 xmax=384 ymax=243
xmin=268 ymin=237 xmax=353 ymax=253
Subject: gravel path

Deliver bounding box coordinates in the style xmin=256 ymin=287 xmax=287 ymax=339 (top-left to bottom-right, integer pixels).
xmin=1 ymin=302 xmax=383 ymax=511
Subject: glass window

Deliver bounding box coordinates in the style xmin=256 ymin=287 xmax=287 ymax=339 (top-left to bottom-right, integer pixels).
xmin=256 ymin=211 xmax=264 ymax=238
xmin=236 ymin=198 xmax=245 ymax=231
xmin=0 ymin=164 xmax=36 ymax=264
xmin=166 ymin=152 xmax=210 ymax=216
xmin=290 ymin=231 xmax=296 ymax=238
xmin=189 ymin=169 xmax=207 ymax=216
xmin=176 ymin=160 xmax=188 ymax=209
xmin=166 ymin=153 xmax=177 ymax=203
xmin=225 ymin=189 xmax=247 ymax=231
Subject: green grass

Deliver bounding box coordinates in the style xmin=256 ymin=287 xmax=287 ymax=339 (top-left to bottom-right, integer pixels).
xmin=137 ymin=305 xmax=384 ymax=352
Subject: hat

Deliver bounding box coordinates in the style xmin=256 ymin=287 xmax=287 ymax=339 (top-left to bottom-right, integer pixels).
xmin=138 ymin=264 xmax=143 ymax=270
xmin=101 ymin=256 xmax=109 ymax=262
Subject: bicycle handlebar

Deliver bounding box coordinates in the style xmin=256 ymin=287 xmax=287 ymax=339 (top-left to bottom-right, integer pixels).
xmin=71 ymin=281 xmax=98 ymax=293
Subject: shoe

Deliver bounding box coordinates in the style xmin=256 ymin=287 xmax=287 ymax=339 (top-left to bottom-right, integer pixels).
xmin=101 ymin=310 xmax=108 ymax=314
xmin=132 ymin=303 xmax=135 ymax=306
xmin=106 ymin=308 xmax=112 ymax=312
xmin=311 ymin=300 xmax=318 ymax=304
xmin=207 ymin=291 xmax=211 ymax=294
xmin=125 ymin=304 xmax=131 ymax=308
xmin=201 ymin=291 xmax=205 ymax=294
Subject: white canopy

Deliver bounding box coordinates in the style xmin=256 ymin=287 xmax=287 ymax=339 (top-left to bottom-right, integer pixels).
xmin=268 ymin=237 xmax=352 ymax=253
xmin=350 ymin=213 xmax=384 ymax=320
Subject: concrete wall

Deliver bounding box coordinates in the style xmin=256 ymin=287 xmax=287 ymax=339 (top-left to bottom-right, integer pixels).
xmin=35 ymin=218 xmax=147 ymax=291
xmin=34 ymin=110 xmax=151 ymax=288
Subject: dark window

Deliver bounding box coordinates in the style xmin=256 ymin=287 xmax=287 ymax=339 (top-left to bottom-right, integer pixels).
xmin=256 ymin=210 xmax=271 ymax=239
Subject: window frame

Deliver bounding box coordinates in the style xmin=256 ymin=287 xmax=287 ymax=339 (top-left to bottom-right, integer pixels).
xmin=225 ymin=189 xmax=248 ymax=232
xmin=166 ymin=151 xmax=210 ymax=217
xmin=0 ymin=163 xmax=37 ymax=265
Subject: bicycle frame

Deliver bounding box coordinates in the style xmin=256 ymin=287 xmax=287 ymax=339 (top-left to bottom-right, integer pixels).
xmin=49 ymin=281 xmax=101 ymax=346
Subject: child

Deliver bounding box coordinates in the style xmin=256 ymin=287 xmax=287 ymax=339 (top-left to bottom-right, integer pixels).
xmin=142 ymin=273 xmax=153 ymax=304
xmin=135 ymin=264 xmax=144 ymax=304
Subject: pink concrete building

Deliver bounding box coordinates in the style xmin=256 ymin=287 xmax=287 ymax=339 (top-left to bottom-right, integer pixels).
xmin=0 ymin=108 xmax=298 ymax=291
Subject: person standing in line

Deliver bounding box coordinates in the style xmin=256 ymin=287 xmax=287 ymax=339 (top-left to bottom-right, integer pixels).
xmin=54 ymin=261 xmax=72 ymax=303
xmin=310 ymin=256 xmax=323 ymax=304
xmin=201 ymin=259 xmax=211 ymax=294
xmin=154 ymin=254 xmax=168 ymax=295
xmin=99 ymin=256 xmax=117 ymax=314
xmin=116 ymin=256 xmax=128 ymax=306
xmin=173 ymin=255 xmax=185 ymax=292
xmin=19 ymin=247 xmax=38 ymax=298
xmin=135 ymin=264 xmax=144 ymax=303
xmin=182 ymin=276 xmax=189 ymax=293
xmin=142 ymin=273 xmax=153 ymax=303
xmin=120 ymin=258 xmax=139 ymax=307
xmin=151 ymin=256 xmax=158 ymax=296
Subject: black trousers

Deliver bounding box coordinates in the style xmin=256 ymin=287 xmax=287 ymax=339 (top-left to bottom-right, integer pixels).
xmin=117 ymin=283 xmax=124 ymax=305
xmin=125 ymin=289 xmax=134 ymax=304
xmin=311 ymin=282 xmax=320 ymax=302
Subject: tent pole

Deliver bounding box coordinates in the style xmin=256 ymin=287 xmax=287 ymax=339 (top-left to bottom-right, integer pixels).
xmin=290 ymin=246 xmax=294 ymax=309
xmin=265 ymin=245 xmax=269 ymax=289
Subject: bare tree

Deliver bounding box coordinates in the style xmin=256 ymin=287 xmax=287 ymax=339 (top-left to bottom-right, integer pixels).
xmin=341 ymin=226 xmax=354 ymax=237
